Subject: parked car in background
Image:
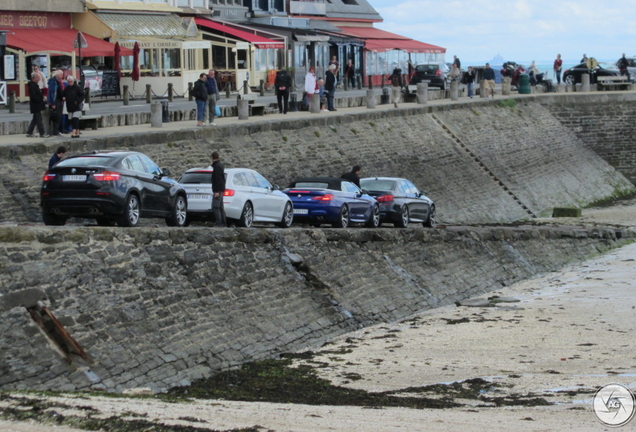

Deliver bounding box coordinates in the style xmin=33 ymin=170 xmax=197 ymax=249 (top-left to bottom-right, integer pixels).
xmin=41 ymin=150 xmax=187 ymax=227
xmin=178 ymin=167 xmax=293 ymax=228
xmin=562 ymin=61 xmax=620 ymax=85
xmin=284 ymin=177 xmax=380 ymax=228
xmin=409 ymin=63 xmax=450 ymax=89
xmin=360 ymin=177 xmax=436 ymax=228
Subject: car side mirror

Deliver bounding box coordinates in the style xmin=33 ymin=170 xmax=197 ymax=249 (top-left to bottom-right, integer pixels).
xmin=361 ymin=188 xmax=370 ymax=195
xmin=161 ymin=168 xmax=171 ymax=177
xmin=272 ymin=184 xmax=281 ymax=191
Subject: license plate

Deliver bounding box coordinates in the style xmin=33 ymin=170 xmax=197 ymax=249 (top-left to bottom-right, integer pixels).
xmin=63 ymin=175 xmax=86 ymax=182
xmin=294 ymin=209 xmax=308 ymax=215
xmin=188 ymin=194 xmax=210 ymax=200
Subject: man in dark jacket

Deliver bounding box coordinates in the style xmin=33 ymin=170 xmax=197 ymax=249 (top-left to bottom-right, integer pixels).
xmin=341 ymin=165 xmax=361 ymax=187
xmin=325 ymin=64 xmax=337 ymax=111
xmin=27 ymin=73 xmax=48 ymax=138
xmin=211 ymin=151 xmax=227 ymax=227
xmin=482 ymin=63 xmax=496 ymax=99
xmin=274 ymin=69 xmax=292 ymax=114
xmin=205 ymin=69 xmax=219 ymax=126
xmin=193 ymin=73 xmax=208 ymax=126
xmin=47 ymin=70 xmax=64 ymax=136
xmin=618 ymin=54 xmax=630 ymax=80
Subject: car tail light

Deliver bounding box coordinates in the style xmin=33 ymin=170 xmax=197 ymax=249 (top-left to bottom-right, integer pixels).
xmin=376 ymin=194 xmax=394 ymax=203
xmin=435 ymin=70 xmax=442 ymax=76
xmin=312 ymin=194 xmax=333 ymax=202
xmin=42 ymin=172 xmax=56 ymax=182
xmin=93 ymin=171 xmax=121 ymax=181
xmin=223 ymin=189 xmax=235 ymax=197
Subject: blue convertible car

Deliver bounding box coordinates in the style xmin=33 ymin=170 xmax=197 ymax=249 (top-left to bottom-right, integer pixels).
xmin=284 ymin=177 xmax=380 ymax=228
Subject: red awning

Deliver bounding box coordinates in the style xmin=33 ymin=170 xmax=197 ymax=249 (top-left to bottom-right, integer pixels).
xmin=337 ymin=26 xmax=445 ymax=54
xmin=3 ymin=28 xmax=133 ymax=57
xmin=195 ymin=18 xmax=285 ymax=49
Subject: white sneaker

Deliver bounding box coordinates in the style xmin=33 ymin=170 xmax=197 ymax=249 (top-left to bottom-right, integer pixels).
xmin=208 ymin=122 xmax=217 ymax=126
xmin=321 ymin=109 xmax=329 ymax=112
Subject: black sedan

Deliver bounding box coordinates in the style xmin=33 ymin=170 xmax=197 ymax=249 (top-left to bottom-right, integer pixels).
xmin=360 ymin=177 xmax=435 ymax=228
xmin=41 ymin=150 xmax=187 ymax=227
xmin=562 ymin=61 xmax=620 ymax=85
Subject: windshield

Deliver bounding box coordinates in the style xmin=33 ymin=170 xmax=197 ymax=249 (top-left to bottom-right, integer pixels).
xmin=360 ymin=179 xmax=396 ymax=191
xmin=179 ymin=172 xmax=212 ymax=184
xmin=56 ymin=156 xmax=113 ymax=167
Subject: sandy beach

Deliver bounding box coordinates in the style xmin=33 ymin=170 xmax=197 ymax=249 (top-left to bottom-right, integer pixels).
xmin=1 ymin=201 xmax=635 ymax=432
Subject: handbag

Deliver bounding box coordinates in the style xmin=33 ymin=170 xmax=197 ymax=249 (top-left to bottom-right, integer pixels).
xmin=214 ymin=105 xmax=221 ymax=117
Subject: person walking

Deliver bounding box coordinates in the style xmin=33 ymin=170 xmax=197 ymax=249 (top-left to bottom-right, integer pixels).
xmin=553 ymin=54 xmax=563 ymax=85
xmin=274 ymin=69 xmax=292 ymax=114
xmin=617 ymin=53 xmax=629 ymax=80
xmin=26 ymin=72 xmax=48 ymax=138
xmin=345 ymin=59 xmax=356 ymax=89
xmin=387 ymin=67 xmax=402 ymax=108
xmin=453 ymin=55 xmax=461 ymax=69
xmin=317 ymin=78 xmax=328 ymax=111
xmin=341 ymin=165 xmax=361 ymax=187
xmin=62 ymin=76 xmax=85 ymax=138
xmin=205 ymin=69 xmax=219 ymax=126
xmin=33 ymin=65 xmax=47 ymax=92
xmin=193 ymin=73 xmax=208 ymax=126
xmin=325 ymin=64 xmax=337 ymax=111
xmin=463 ymin=66 xmax=475 ymax=98
xmin=211 ymin=151 xmax=227 ymax=227
xmin=303 ymin=67 xmax=317 ymax=110
xmin=47 ymin=70 xmax=64 ymax=136
xmin=482 ymin=63 xmax=496 ymax=99
xmin=48 ymin=146 xmax=67 ymax=169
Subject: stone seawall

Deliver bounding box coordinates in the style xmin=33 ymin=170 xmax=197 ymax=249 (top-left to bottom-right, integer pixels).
xmin=0 ymin=225 xmax=632 ymax=392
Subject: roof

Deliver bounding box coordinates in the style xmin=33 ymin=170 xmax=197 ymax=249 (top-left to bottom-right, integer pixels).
xmin=195 ymin=18 xmax=285 ymax=49
xmin=337 ymin=26 xmax=445 ymax=53
xmin=95 ymin=12 xmax=196 ymax=38
xmin=3 ymin=29 xmax=133 ymax=56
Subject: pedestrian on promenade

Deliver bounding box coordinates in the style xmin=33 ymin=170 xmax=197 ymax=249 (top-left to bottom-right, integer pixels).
xmin=62 ymin=76 xmax=85 ymax=139
xmin=449 ymin=63 xmax=461 ymax=82
xmin=329 ymin=55 xmax=340 ymax=81
xmin=553 ymin=54 xmax=563 ymax=85
xmin=317 ymin=78 xmax=328 ymax=111
xmin=387 ymin=67 xmax=402 ymax=108
xmin=325 ymin=64 xmax=337 ymax=111
xmin=617 ymin=53 xmax=629 ymax=80
xmin=345 ymin=59 xmax=356 ymax=89
xmin=341 ymin=165 xmax=361 ymax=187
xmin=48 ymin=146 xmax=67 ymax=169
xmin=26 ymin=72 xmax=48 ymax=138
xmin=211 ymin=151 xmax=227 ymax=227
xmin=274 ymin=69 xmax=292 ymax=114
xmin=193 ymin=73 xmax=208 ymax=126
xmin=33 ymin=65 xmax=47 ymax=93
xmin=453 ymin=55 xmax=461 ymax=69
xmin=482 ymin=63 xmax=496 ymax=99
xmin=463 ymin=66 xmax=475 ymax=98
xmin=204 ymin=69 xmax=219 ymax=126
xmin=303 ymin=67 xmax=317 ymax=110
xmin=47 ymin=70 xmax=64 ymax=136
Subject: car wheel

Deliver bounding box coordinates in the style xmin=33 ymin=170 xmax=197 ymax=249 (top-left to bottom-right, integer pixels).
xmin=395 ymin=205 xmax=409 ymax=228
xmin=423 ymin=205 xmax=436 ymax=228
xmin=332 ymin=205 xmax=349 ymax=228
xmin=366 ymin=204 xmax=380 ymax=228
xmin=238 ymin=201 xmax=254 ymax=227
xmin=96 ymin=217 xmax=116 ymax=226
xmin=117 ymin=194 xmax=140 ymax=227
xmin=42 ymin=212 xmax=67 ymax=226
xmin=564 ymin=74 xmax=575 ymax=86
xmin=277 ymin=202 xmax=293 ymax=228
xmin=166 ymin=195 xmax=187 ymax=227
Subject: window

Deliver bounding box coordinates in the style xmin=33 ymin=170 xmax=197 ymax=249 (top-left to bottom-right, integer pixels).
xmin=139 ymin=154 xmax=161 ymax=176
xmin=123 ymin=155 xmax=146 ymax=173
xmin=252 ymin=172 xmax=272 ymax=189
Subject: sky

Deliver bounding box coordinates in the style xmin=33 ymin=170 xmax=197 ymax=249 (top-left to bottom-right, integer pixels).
xmin=366 ymin=0 xmax=634 ymax=66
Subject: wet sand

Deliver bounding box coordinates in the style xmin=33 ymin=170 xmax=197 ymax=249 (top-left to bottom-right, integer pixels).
xmin=1 ymin=201 xmax=635 ymax=431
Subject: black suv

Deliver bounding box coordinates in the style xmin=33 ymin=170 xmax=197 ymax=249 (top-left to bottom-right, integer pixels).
xmin=41 ymin=150 xmax=187 ymax=227
xmin=409 ymin=63 xmax=450 ymax=89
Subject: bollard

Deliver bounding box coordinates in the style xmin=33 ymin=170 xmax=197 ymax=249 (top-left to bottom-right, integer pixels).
xmin=343 ymin=78 xmax=348 ymax=91
xmin=450 ymin=80 xmax=459 ymax=101
xmin=187 ymin=83 xmax=193 ymax=101
xmin=146 ymin=84 xmax=152 ymax=104
xmin=161 ymin=100 xmax=170 ymax=122
xmin=501 ymin=77 xmax=511 ymax=96
xmin=581 ymin=73 xmax=590 ymax=92
xmin=290 ymin=92 xmax=298 ymax=112
xmin=367 ymin=76 xmax=373 ymax=89
xmin=237 ymin=97 xmax=249 ymax=120
xmin=380 ymin=87 xmax=389 ymax=104
xmin=479 ymin=80 xmax=486 ymax=98
xmin=357 ymin=75 xmax=362 ymax=90
xmin=310 ymin=93 xmax=320 ymax=113
xmin=416 ymin=82 xmax=428 ymax=105
xmin=225 ymin=83 xmax=231 ymax=99
xmin=150 ymin=102 xmax=162 ymax=127
xmin=168 ymin=83 xmax=174 ymax=102
xmin=243 ymin=80 xmax=248 ymax=95
xmin=9 ymin=91 xmax=16 ymax=113
xmin=366 ymin=89 xmax=376 ymax=109
xmin=259 ymin=79 xmax=265 ymax=96
xmin=123 ymin=85 xmax=129 ymax=105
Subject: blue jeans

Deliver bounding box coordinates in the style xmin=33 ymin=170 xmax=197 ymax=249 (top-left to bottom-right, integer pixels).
xmin=326 ymin=91 xmax=335 ymax=110
xmin=467 ymin=82 xmax=474 ymax=97
xmin=196 ymin=100 xmax=206 ymax=122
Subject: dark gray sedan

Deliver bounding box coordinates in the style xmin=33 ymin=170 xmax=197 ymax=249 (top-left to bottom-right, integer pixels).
xmin=360 ymin=177 xmax=435 ymax=228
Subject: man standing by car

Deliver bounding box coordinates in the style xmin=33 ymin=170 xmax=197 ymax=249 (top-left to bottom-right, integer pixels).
xmin=211 ymin=151 xmax=227 ymax=227
xmin=341 ymin=165 xmax=361 ymax=187
xmin=205 ymin=69 xmax=219 ymax=126
xmin=617 ymin=53 xmax=629 ymax=80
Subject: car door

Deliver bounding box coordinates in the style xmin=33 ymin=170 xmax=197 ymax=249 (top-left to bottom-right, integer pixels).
xmin=402 ymin=180 xmax=426 ymax=221
xmin=342 ymin=181 xmax=370 ymax=220
xmin=249 ymin=170 xmax=284 ymax=221
xmin=139 ymin=153 xmax=173 ymax=214
xmin=121 ymin=154 xmax=159 ymax=212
